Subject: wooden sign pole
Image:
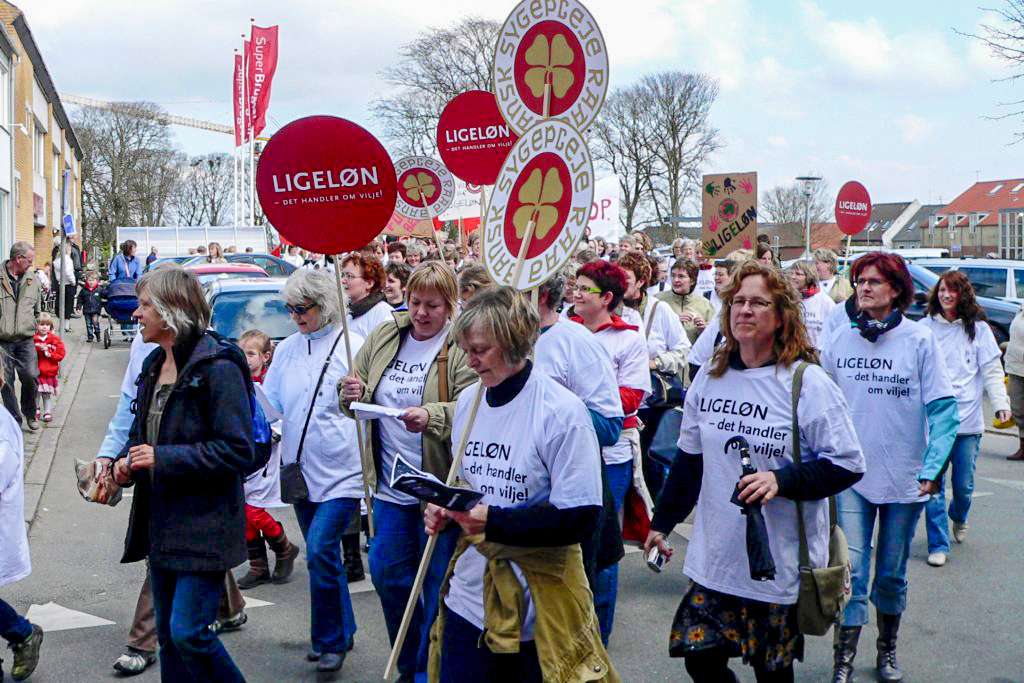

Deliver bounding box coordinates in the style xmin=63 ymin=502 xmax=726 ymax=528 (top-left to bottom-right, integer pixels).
xmin=421 ymin=194 xmax=446 ymax=260
xmin=334 ymin=258 xmax=375 ymax=537
xmin=383 ymin=387 xmax=485 ymax=680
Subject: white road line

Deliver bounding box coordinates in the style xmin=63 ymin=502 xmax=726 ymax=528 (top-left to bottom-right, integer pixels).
xmin=978 ymin=477 xmax=1024 ymax=493
xmin=25 ymin=602 xmax=116 ymax=632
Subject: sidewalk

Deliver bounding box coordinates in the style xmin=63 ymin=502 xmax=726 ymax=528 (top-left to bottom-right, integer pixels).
xmin=21 ymin=316 xmax=93 ymax=526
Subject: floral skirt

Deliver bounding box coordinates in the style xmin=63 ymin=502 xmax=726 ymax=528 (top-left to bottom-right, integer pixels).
xmin=669 ymin=582 xmax=803 ymax=672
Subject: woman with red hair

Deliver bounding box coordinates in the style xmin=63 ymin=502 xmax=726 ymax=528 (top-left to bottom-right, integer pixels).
xmin=821 ymin=252 xmax=958 ymax=683
xmin=570 ymin=260 xmax=652 ymax=646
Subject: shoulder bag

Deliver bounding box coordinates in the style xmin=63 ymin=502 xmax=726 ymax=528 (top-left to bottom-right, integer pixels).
xmin=644 ymin=299 xmax=685 ymax=409
xmin=791 ymin=361 xmax=853 ymax=636
xmin=280 ymin=331 xmax=345 ymax=504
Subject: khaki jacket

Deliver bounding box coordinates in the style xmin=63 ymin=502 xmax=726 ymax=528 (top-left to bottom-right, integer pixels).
xmin=0 ymin=263 xmax=41 ymax=341
xmin=656 ymin=290 xmax=716 ymax=344
xmin=429 ymin=535 xmax=620 ymax=683
xmin=339 ymin=311 xmax=476 ymax=492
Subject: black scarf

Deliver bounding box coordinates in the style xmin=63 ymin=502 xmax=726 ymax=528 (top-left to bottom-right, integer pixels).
xmin=349 ymin=291 xmax=385 ymax=318
xmin=852 ymin=307 xmax=902 ymax=342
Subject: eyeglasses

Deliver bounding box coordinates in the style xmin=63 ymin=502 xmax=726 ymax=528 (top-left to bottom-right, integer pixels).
xmin=731 ymin=297 xmax=772 ymax=311
xmin=340 ymin=272 xmax=363 ymax=281
xmin=854 ymin=278 xmax=885 ymax=288
xmin=573 ymin=285 xmax=603 ymax=295
xmin=285 ymin=303 xmax=318 ymax=315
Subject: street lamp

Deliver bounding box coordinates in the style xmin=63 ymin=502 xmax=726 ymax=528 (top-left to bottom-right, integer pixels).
xmin=796 ymin=175 xmax=822 ymax=259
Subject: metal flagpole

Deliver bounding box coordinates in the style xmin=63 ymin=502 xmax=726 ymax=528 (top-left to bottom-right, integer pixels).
xmin=241 ymin=32 xmax=249 ymax=227
xmin=232 ymin=49 xmax=239 ymax=227
xmin=249 ymin=18 xmax=256 ymax=228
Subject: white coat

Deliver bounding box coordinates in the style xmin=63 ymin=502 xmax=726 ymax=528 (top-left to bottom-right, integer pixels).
xmin=0 ymin=409 xmax=29 ymax=587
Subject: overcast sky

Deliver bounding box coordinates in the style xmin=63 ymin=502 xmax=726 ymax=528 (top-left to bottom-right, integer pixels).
xmin=26 ymin=0 xmax=1024 ymax=210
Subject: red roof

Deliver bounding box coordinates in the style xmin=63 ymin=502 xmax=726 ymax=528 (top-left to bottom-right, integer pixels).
xmin=940 ymin=178 xmax=1024 ymax=226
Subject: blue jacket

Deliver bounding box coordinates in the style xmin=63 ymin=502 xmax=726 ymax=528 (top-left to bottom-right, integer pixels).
xmin=108 ymin=254 xmax=141 ymax=281
xmin=117 ymin=331 xmax=257 ymax=571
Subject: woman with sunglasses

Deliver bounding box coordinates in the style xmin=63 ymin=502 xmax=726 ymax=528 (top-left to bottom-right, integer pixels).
xmin=821 ymin=252 xmax=958 ymax=683
xmin=261 ymin=269 xmax=366 ymax=674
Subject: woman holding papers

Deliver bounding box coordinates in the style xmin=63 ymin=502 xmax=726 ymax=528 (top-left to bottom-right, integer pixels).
xmin=261 ymin=269 xmax=365 ymax=674
xmin=339 ymin=262 xmax=475 ymax=683
xmin=423 ymin=286 xmax=615 ymax=682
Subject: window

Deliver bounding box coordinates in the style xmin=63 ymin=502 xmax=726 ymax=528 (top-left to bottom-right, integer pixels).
xmin=32 ymin=124 xmax=44 ymax=174
xmin=0 ymin=190 xmax=8 ymax=256
xmin=1014 ymin=270 xmax=1024 ymax=299
xmin=959 ymin=267 xmax=1007 ymax=298
xmin=1012 ymin=183 xmax=1024 ymax=193
xmin=989 ymin=184 xmax=1004 ymax=195
xmin=0 ymin=65 xmax=9 ymax=130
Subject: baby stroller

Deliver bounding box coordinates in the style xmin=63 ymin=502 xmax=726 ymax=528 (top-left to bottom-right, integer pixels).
xmin=100 ymin=278 xmax=139 ymax=349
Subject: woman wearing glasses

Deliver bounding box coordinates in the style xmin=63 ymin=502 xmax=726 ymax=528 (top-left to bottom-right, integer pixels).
xmin=821 ymin=252 xmax=958 ymax=683
xmin=261 ymin=269 xmax=366 ymax=674
xmin=341 ymin=254 xmax=394 ymax=340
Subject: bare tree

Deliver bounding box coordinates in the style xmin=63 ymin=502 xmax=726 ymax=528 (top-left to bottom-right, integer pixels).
xmin=761 ymin=179 xmax=831 ymax=225
xmin=172 ymin=165 xmax=206 ymax=226
xmin=72 ymin=102 xmax=181 ymax=252
xmin=642 ymin=72 xmax=722 ymax=224
xmin=372 ymin=17 xmax=499 ymax=156
xmin=592 ymin=83 xmax=657 ymax=232
xmin=958 ymin=1 xmax=1024 ymax=142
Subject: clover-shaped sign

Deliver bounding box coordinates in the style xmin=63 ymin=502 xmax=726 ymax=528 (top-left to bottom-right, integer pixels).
xmin=483 ymin=120 xmax=593 ymax=290
xmin=493 ymin=0 xmax=608 ymax=135
xmin=393 ymin=156 xmax=456 ymax=221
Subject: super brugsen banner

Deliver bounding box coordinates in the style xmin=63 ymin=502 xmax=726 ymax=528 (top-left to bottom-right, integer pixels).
xmin=248 ymin=25 xmax=279 ymax=138
xmin=233 ymin=53 xmax=246 ymax=146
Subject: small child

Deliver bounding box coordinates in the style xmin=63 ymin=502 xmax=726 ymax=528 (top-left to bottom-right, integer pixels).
xmin=235 ymin=329 xmax=299 ymax=589
xmin=33 ymin=313 xmax=66 ymax=423
xmin=76 ymin=271 xmax=103 ymax=342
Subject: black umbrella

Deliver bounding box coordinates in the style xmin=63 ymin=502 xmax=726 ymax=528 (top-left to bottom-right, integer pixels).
xmin=726 ymin=435 xmax=776 ymax=582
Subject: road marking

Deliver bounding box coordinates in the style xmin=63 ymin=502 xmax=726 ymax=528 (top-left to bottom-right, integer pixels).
xmin=972 ymin=491 xmax=994 ymax=498
xmin=241 ymin=597 xmax=274 ymax=608
xmin=349 ymin=578 xmax=375 ymax=594
xmin=25 ymin=602 xmax=116 ymax=632
xmin=978 ymin=477 xmax=1024 ymax=493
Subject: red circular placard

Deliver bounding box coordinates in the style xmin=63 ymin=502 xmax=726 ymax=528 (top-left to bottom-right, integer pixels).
xmin=513 ymin=20 xmax=586 ymax=118
xmin=835 ymin=181 xmax=872 ymax=236
xmin=436 ymin=90 xmax=518 ymax=186
xmin=397 ymin=167 xmax=443 ymax=209
xmin=502 ymin=152 xmax=573 ymax=259
xmin=256 ymin=116 xmax=397 ymax=254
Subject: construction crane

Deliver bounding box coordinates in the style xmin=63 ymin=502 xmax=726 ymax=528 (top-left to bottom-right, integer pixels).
xmin=61 ymin=94 xmax=233 ymax=135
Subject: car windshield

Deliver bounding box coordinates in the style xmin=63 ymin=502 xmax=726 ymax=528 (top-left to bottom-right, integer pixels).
xmin=210 ymin=290 xmax=294 ymax=341
xmin=196 ymin=272 xmax=266 ymax=286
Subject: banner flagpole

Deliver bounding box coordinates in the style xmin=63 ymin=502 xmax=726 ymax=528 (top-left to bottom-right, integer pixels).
xmin=383 ymin=386 xmax=484 ymax=680
xmin=241 ymin=33 xmax=249 ymax=226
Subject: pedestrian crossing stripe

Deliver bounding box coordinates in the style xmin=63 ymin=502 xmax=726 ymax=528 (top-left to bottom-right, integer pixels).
xmin=25 ymin=602 xmax=116 ymax=632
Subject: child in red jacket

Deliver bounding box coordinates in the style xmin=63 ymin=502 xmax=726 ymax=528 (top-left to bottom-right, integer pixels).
xmin=33 ymin=312 xmax=66 ymax=423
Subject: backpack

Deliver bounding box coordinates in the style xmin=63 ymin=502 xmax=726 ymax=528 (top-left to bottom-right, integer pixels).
xmin=247 ymin=386 xmax=273 ymax=476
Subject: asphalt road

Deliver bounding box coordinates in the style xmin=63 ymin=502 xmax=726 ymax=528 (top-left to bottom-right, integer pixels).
xmin=5 ymin=342 xmax=1024 ymax=682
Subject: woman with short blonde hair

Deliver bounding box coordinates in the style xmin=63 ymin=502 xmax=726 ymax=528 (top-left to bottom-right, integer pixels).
xmin=456 ymin=264 xmax=492 ymax=306
xmin=207 ymin=242 xmax=226 ymax=264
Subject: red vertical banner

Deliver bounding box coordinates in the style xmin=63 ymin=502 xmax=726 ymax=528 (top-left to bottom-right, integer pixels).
xmin=248 ymin=25 xmax=279 ymax=138
xmin=232 ymin=53 xmax=245 ymax=146
xmin=242 ymin=40 xmax=253 ymax=141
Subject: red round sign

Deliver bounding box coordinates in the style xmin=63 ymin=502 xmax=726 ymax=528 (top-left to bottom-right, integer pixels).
xmin=835 ymin=181 xmax=872 ymax=236
xmin=436 ymin=90 xmax=518 ymax=186
xmin=256 ymin=116 xmax=397 ymax=254
xmin=503 ymin=152 xmax=573 ymax=259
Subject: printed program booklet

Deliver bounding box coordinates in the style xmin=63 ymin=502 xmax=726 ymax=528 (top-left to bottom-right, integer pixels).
xmin=389 ymin=454 xmax=483 ymax=512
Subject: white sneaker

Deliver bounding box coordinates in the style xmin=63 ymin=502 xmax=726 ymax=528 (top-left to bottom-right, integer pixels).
xmin=927 ymin=551 xmax=947 ymax=567
xmin=952 ymin=522 xmax=968 ymax=543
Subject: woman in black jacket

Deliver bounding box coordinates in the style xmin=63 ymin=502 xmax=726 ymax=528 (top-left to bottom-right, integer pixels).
xmin=113 ymin=267 xmax=258 ymax=682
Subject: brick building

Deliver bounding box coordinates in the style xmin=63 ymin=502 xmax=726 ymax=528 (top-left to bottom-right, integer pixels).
xmin=0 ymin=1 xmax=83 ymax=265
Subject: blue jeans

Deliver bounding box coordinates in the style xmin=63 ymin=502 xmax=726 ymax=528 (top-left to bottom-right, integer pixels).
xmin=594 ymin=460 xmax=631 ymax=645
xmin=925 ymin=433 xmax=981 ymax=554
xmin=0 ymin=597 xmax=31 ymax=644
xmin=293 ymin=497 xmax=359 ymax=654
xmin=838 ymin=488 xmax=925 ymax=626
xmin=369 ymin=498 xmax=459 ymax=682
xmin=149 ymin=566 xmax=245 ymax=683
xmin=440 ymin=607 xmax=542 ymax=683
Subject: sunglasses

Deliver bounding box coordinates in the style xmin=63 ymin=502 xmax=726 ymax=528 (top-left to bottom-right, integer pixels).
xmin=285 ymin=303 xmax=318 ymax=315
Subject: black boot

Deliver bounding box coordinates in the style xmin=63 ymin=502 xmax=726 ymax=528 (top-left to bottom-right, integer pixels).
xmin=267 ymin=528 xmax=300 ymax=584
xmin=236 ymin=537 xmax=270 ymax=589
xmin=832 ymin=625 xmax=861 ymax=683
xmin=876 ymin=610 xmax=903 ymax=682
xmin=342 ymin=532 xmax=365 ymax=582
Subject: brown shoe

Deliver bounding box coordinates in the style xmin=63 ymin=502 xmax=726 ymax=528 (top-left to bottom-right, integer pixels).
xmin=236 ymin=538 xmax=270 ymax=590
xmin=1007 ymin=451 xmax=1024 ymax=461
xmin=267 ymin=530 xmax=299 ymax=584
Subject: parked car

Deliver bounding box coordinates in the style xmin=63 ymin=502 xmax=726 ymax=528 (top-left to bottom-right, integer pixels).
xmin=184 ymin=253 xmax=297 ymax=278
xmin=186 ymin=262 xmax=268 ymax=286
xmin=143 ymin=256 xmax=193 ymax=272
xmin=206 ymin=277 xmax=293 ymax=342
xmin=905 ymin=263 xmax=1017 ymax=346
xmin=914 ymin=258 xmax=1024 ymax=304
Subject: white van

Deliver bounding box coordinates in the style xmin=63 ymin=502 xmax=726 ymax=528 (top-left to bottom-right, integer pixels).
xmin=914 ymin=258 xmax=1024 ymax=304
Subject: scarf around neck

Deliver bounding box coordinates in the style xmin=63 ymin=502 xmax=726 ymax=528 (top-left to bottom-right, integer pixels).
xmin=349 ymin=291 xmax=385 ymax=318
xmin=852 ymin=307 xmax=902 ymax=342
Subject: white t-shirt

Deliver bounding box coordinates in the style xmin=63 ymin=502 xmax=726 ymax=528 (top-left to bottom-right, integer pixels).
xmin=707 ymin=290 xmax=723 ymax=315
xmin=639 ymin=298 xmax=691 ymax=370
xmin=918 ymin=316 xmax=1005 ymax=435
xmin=0 ymin=407 xmax=28 ymax=587
xmin=374 ymin=325 xmax=450 ymax=505
xmin=688 ymin=316 xmax=723 ymax=369
xmin=695 ymin=267 xmax=715 ymax=298
xmin=534 ymin=320 xmax=623 ymax=420
xmin=444 ymin=373 xmax=602 ymax=639
xmin=801 ymin=291 xmax=837 ymax=350
xmin=619 ymin=305 xmax=643 ymax=329
xmin=820 ymin=276 xmax=837 ymax=296
xmin=824 ymin=299 xmax=853 ymax=339
xmin=349 ymin=299 xmax=395 ymax=341
xmin=262 ymin=324 xmax=366 ymax=502
xmin=678 ymin=361 xmax=864 ymax=604
xmin=821 ymin=317 xmax=954 ymax=504
xmin=592 ymin=323 xmax=651 ymax=465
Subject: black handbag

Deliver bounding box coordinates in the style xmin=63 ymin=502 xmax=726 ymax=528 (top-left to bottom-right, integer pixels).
xmin=281 ymin=331 xmax=344 ymax=504
xmin=644 ymin=299 xmax=685 ymax=409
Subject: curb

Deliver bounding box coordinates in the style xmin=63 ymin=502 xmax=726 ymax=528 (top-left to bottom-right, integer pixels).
xmin=22 ymin=337 xmax=91 ymax=528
